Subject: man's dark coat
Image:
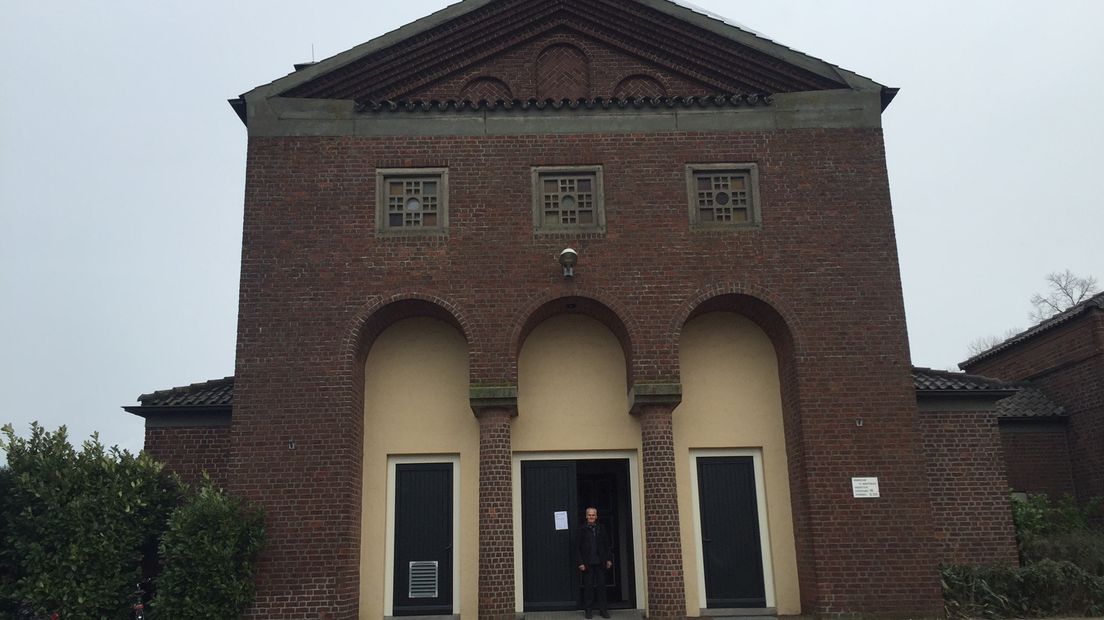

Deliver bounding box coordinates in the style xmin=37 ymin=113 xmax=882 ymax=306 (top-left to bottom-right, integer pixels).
xmin=576 ymin=522 xmax=614 ymax=566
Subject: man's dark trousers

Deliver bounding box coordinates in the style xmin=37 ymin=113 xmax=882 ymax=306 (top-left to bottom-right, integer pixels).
xmin=581 ymin=563 xmax=608 ymax=615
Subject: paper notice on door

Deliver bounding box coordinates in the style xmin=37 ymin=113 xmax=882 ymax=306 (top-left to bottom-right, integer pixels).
xmin=554 ymin=511 xmax=569 ymax=530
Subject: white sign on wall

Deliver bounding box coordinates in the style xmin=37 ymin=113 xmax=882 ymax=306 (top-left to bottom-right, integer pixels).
xmin=554 ymin=511 xmax=569 ymax=531
xmin=851 ymin=477 xmax=880 ymax=498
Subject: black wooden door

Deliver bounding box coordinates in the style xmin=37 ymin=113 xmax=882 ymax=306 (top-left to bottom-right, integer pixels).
xmin=697 ymin=456 xmax=766 ymax=608
xmin=393 ymin=463 xmax=453 ymax=616
xmin=521 ymin=460 xmax=579 ymax=610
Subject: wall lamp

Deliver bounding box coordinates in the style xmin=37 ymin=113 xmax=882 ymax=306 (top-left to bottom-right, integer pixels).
xmin=558 ymin=248 xmax=578 ymax=278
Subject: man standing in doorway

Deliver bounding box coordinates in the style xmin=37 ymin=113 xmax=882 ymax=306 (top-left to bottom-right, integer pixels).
xmin=576 ymin=506 xmax=613 ymax=618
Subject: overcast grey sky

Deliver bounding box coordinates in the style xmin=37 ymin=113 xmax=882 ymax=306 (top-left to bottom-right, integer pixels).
xmin=2 ymin=1 xmax=1101 ymax=454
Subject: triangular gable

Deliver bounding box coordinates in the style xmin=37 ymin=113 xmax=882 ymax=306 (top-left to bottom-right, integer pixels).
xmin=241 ymin=0 xmax=889 ymax=108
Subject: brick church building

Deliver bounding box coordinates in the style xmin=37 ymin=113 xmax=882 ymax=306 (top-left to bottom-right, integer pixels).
xmin=122 ymin=1 xmax=1097 ymax=618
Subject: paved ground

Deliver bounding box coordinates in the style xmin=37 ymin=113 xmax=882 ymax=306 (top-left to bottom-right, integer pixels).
xmin=522 ymin=612 xmax=645 ymax=620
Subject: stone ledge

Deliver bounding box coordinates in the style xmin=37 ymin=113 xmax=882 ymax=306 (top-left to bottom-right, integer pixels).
xmin=470 ymin=385 xmax=519 ymax=416
xmin=629 ymin=382 xmax=683 ymax=413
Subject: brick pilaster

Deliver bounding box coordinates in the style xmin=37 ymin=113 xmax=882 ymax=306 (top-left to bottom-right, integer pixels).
xmin=472 ymin=388 xmax=518 ymax=620
xmin=632 ymin=385 xmax=686 ymax=620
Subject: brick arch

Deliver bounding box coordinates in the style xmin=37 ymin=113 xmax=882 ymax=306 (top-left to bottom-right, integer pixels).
xmin=460 ymin=76 xmax=514 ymax=102
xmin=508 ymin=290 xmax=638 ymax=387
xmin=343 ymin=292 xmax=473 ymax=370
xmin=612 ymin=73 xmax=668 ymax=99
xmin=535 ymin=43 xmax=591 ymax=100
xmin=334 ymin=292 xmax=472 ymax=617
xmin=672 ymin=283 xmax=817 ymax=609
xmin=672 ymin=283 xmax=806 ymax=360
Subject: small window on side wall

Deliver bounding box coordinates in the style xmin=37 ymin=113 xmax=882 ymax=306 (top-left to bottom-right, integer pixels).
xmin=687 ymin=164 xmax=761 ymax=229
xmin=376 ymin=168 xmax=449 ymax=234
xmin=532 ymin=166 xmax=605 ymax=234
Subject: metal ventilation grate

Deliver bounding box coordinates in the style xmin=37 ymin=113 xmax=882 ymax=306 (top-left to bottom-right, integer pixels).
xmin=408 ymin=561 xmax=439 ymax=599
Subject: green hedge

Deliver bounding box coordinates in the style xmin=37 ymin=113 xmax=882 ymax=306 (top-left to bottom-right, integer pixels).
xmin=0 ymin=423 xmax=179 ymax=618
xmin=152 ymin=476 xmax=265 ymax=619
xmin=2 ymin=423 xmax=265 ymax=619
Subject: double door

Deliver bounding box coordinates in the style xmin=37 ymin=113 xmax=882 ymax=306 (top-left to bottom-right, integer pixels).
xmin=521 ymin=459 xmax=636 ymax=611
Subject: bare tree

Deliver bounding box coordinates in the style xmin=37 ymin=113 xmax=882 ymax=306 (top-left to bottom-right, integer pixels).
xmin=1028 ymin=269 xmax=1099 ymax=323
xmin=963 ymin=270 xmax=1098 ymax=361
xmin=966 ymin=327 xmax=1023 ymax=358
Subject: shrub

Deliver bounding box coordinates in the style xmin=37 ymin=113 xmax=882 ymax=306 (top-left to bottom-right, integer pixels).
xmin=1012 ymin=493 xmax=1104 ymax=577
xmin=1013 ymin=493 xmax=1102 ymax=539
xmin=153 ymin=475 xmax=265 ymax=619
xmin=0 ymin=423 xmax=180 ymax=618
xmin=942 ymin=561 xmax=1104 ymax=618
xmin=1021 ymin=530 xmax=1104 ymax=577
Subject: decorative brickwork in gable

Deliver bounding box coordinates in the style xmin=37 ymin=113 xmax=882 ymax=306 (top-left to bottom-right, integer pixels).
xmin=614 ymin=74 xmax=668 ymax=99
xmin=459 ymin=76 xmax=514 ymax=101
xmin=281 ymin=0 xmax=845 ymax=102
xmin=407 ymin=31 xmax=703 ymax=102
xmin=920 ymin=409 xmax=1019 ymax=565
xmin=536 ymin=43 xmax=591 ymax=100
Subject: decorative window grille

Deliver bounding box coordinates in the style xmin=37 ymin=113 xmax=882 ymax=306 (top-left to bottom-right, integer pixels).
xmin=686 ymin=164 xmax=761 ymax=229
xmin=532 ymin=166 xmax=605 ymax=233
xmin=376 ymin=168 xmax=449 ymax=233
xmin=408 ymin=561 xmax=439 ymax=599
xmin=543 ymin=175 xmax=595 ymax=225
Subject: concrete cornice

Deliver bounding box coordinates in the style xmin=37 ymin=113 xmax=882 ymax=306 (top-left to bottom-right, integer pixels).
xmin=243 ymin=89 xmax=882 ymax=138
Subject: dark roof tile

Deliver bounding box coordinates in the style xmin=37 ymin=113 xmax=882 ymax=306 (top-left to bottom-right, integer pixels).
xmin=996 ymin=387 xmax=1067 ymax=418
xmin=912 ymin=366 xmax=1066 ymax=419
xmin=136 ymin=376 xmax=233 ymax=408
xmin=911 ymin=366 xmax=1016 ymax=393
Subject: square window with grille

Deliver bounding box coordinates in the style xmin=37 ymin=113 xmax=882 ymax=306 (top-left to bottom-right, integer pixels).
xmin=686 ymin=164 xmax=761 ymax=229
xmin=376 ymin=168 xmax=448 ymax=234
xmin=532 ymin=166 xmax=605 ymax=233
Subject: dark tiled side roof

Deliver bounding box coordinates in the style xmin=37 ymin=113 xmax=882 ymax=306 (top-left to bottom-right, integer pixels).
xmin=961 ymin=291 xmax=1104 ymax=368
xmin=911 ymin=367 xmax=1017 ymax=394
xmin=136 ymin=376 xmax=234 ymax=408
xmin=996 ymin=387 xmax=1066 ymax=419
xmin=355 ymin=94 xmax=771 ymax=113
xmin=912 ymin=366 xmax=1066 ymax=419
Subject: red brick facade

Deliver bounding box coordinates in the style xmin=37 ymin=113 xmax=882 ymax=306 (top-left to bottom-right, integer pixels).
xmin=920 ymin=409 xmax=1019 ymax=565
xmin=144 ymin=425 xmax=231 ymax=487
xmin=226 ymin=126 xmax=943 ymax=617
xmin=999 ymin=422 xmax=1076 ymax=498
